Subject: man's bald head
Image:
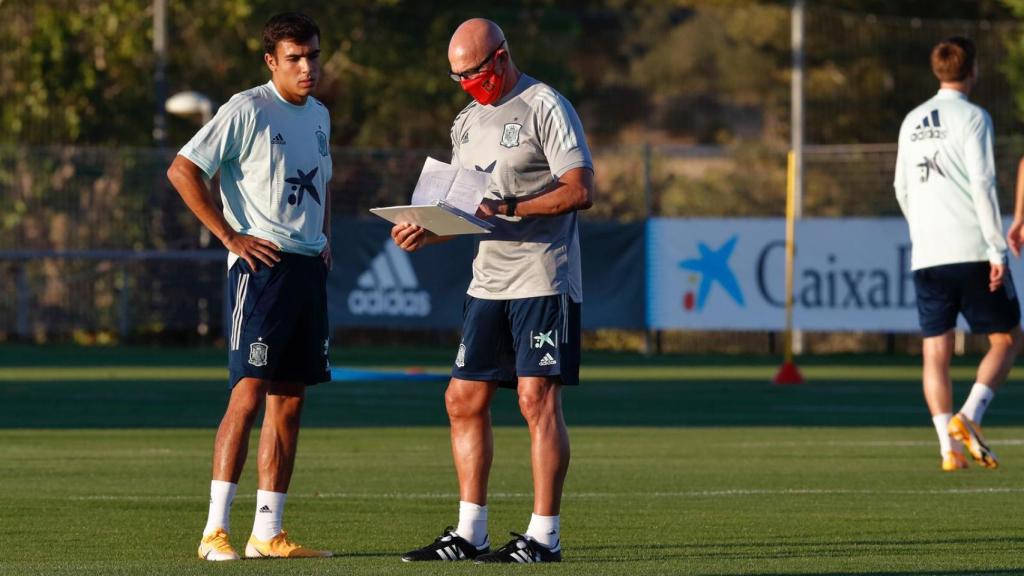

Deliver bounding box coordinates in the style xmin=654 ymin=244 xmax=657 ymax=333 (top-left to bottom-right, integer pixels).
xmin=448 ymin=18 xmax=507 ymax=73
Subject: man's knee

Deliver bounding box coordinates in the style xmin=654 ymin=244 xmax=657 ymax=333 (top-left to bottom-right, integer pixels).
xmin=445 ymin=380 xmax=491 ymax=420
xmin=268 ymin=396 xmax=304 ymax=425
xmin=226 ymin=378 xmax=267 ymax=420
xmin=990 ymin=327 xmax=1023 ymax=351
xmin=266 ymin=382 xmax=305 ymax=425
xmin=517 ymin=378 xmax=560 ymax=422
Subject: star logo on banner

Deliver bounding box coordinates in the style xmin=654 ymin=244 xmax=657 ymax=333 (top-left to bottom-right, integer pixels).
xmin=679 ymin=235 xmax=745 ymax=311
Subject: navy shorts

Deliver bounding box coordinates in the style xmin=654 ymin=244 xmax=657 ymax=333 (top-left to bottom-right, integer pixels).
xmin=452 ymin=294 xmax=581 ymax=388
xmin=227 ymin=253 xmax=331 ymax=388
xmin=913 ymin=261 xmax=1021 ymax=337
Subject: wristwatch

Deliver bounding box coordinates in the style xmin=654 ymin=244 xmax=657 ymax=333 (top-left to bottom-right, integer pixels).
xmin=505 ymin=196 xmax=517 ymax=217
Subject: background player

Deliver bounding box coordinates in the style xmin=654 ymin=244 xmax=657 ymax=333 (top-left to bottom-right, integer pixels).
xmin=1007 ymin=155 xmax=1024 ymax=256
xmin=894 ymin=36 xmax=1022 ymax=472
xmin=392 ymin=18 xmax=595 ymax=564
xmin=166 ymin=11 xmax=333 ymax=561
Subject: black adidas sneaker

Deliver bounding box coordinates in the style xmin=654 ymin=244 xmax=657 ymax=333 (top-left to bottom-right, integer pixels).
xmin=400 ymin=526 xmax=489 ymax=562
xmin=474 ymin=533 xmax=561 ymax=563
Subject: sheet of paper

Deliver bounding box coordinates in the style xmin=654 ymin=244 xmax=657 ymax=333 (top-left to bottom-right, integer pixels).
xmin=373 ymin=156 xmax=494 ymax=234
xmin=410 ymin=157 xmax=457 ymax=206
xmin=445 ymin=167 xmax=492 ymax=215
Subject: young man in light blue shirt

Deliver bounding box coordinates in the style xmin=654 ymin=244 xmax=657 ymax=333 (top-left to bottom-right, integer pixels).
xmin=167 ymin=11 xmax=332 ymax=561
xmin=895 ymin=36 xmax=1022 ymax=472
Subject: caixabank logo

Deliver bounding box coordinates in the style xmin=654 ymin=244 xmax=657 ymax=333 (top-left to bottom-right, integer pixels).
xmin=347 ymin=240 xmax=431 ymax=317
xmin=678 ymin=235 xmax=745 ymax=312
xmin=676 ymin=234 xmax=916 ymax=314
xmin=649 ymin=219 xmax=923 ymax=331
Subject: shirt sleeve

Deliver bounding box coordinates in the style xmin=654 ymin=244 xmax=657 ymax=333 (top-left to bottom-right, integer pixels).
xmin=894 ymin=122 xmax=910 ymax=219
xmin=450 ymin=123 xmax=461 ymax=167
xmin=177 ymin=95 xmax=253 ymax=179
xmin=533 ymin=89 xmax=593 ymax=178
xmin=964 ymin=109 xmax=1008 ymax=264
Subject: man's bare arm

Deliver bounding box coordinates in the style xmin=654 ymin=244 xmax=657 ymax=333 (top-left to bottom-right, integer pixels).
xmin=166 ymin=155 xmax=281 ymax=269
xmin=478 ymin=167 xmax=594 ymax=218
xmin=321 ymin=185 xmax=333 ymax=269
xmin=1008 ymin=156 xmax=1024 ymax=257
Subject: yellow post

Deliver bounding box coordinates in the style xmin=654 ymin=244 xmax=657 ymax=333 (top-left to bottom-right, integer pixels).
xmin=774 ymin=150 xmax=803 ymax=384
xmin=784 ymin=150 xmax=796 ymax=364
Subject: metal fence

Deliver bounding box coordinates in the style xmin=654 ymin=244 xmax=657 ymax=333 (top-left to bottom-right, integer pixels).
xmin=4 ymin=4 xmax=1024 ymax=350
xmin=0 ymin=251 xmax=225 ymax=343
xmin=4 ymin=140 xmax=1024 ymax=343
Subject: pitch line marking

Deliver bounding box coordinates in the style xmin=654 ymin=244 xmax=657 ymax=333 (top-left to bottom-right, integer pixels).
xmin=723 ymin=438 xmax=1024 ymax=448
xmin=67 ymin=487 xmax=1024 ymax=502
xmin=778 ymin=405 xmax=1024 ymax=416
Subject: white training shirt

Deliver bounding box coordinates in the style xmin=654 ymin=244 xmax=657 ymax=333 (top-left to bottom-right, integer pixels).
xmin=179 ymin=81 xmax=332 ymax=266
xmin=894 ymin=88 xmax=1007 ymax=271
xmin=450 ymin=74 xmax=593 ymax=302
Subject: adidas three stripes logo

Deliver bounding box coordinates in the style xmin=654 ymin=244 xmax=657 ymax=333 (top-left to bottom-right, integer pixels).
xmin=434 ymin=545 xmax=465 ymax=560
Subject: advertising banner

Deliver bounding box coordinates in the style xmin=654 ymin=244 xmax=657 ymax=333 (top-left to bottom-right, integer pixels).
xmin=329 ymin=218 xmax=646 ymax=330
xmin=648 ymin=218 xmax=921 ymax=331
xmin=327 ymin=218 xmax=472 ymax=329
xmin=581 ymin=221 xmax=646 ymax=329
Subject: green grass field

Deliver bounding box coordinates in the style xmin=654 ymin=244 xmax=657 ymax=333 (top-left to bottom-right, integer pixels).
xmin=2 ymin=346 xmax=1024 ymax=575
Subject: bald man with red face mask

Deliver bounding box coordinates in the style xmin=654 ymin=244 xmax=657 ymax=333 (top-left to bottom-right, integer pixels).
xmin=392 ymin=18 xmax=595 ymax=564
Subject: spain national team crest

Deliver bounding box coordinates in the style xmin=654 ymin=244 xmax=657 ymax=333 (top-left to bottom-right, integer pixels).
xmin=316 ymin=130 xmax=329 ymax=157
xmin=249 ymin=341 xmax=269 ymax=367
xmin=500 ymin=123 xmax=522 ymax=148
xmin=455 ymin=343 xmax=467 ymax=368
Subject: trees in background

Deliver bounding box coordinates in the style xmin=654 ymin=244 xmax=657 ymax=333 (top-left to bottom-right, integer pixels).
xmin=4 ymin=0 xmax=1024 ymax=222
xmin=6 ymin=0 xmax=1024 ymax=342
xmin=3 ymin=0 xmax=1022 ymax=148
xmin=1 ymin=0 xmax=595 ymax=148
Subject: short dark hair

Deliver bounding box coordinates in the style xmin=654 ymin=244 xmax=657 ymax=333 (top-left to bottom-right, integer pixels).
xmin=263 ymin=12 xmax=320 ymax=56
xmin=931 ymin=36 xmax=975 ymax=83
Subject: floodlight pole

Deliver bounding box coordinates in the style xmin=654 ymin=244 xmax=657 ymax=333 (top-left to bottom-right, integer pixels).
xmin=165 ymin=90 xmax=218 ymax=338
xmin=775 ymin=0 xmax=806 ymax=385
xmin=166 ymin=92 xmax=215 ymax=250
xmin=153 ymin=0 xmax=168 ymax=145
xmin=789 ymin=0 xmax=805 ymax=356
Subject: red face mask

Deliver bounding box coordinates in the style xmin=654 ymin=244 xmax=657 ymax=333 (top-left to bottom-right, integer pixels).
xmin=460 ymin=68 xmax=505 ymax=105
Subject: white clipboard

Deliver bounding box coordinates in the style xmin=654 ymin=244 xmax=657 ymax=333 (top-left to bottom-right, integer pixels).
xmin=370 ymin=157 xmax=494 ymax=236
xmin=370 ymin=202 xmax=493 ymax=236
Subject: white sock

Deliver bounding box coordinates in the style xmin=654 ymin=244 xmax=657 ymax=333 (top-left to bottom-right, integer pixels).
xmin=455 ymin=501 xmax=488 ymax=547
xmin=525 ymin=514 xmax=560 ymax=549
xmin=932 ymin=413 xmax=954 ymax=455
xmin=960 ymin=382 xmax=995 ymax=424
xmin=203 ymin=480 xmax=237 ymax=536
xmin=252 ymin=490 xmax=287 ymax=541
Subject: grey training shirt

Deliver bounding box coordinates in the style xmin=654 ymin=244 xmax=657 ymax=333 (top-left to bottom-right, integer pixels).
xmin=450 ymin=74 xmax=593 ymax=302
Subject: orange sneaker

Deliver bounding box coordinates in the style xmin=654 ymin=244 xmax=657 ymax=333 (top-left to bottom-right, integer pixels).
xmin=245 ymin=531 xmax=333 ymax=559
xmin=948 ymin=413 xmax=999 ymax=469
xmin=941 ymin=450 xmax=968 ymax=472
xmin=198 ymin=528 xmax=239 ymax=561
